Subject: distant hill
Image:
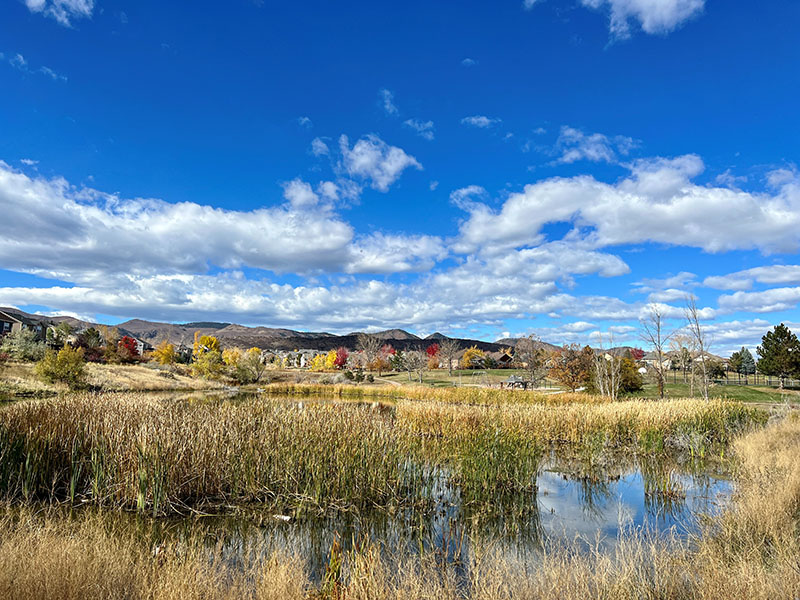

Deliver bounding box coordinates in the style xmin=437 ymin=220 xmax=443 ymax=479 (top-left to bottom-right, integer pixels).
xmin=0 ymin=306 xmax=545 ymax=354
xmin=495 ymin=337 xmax=560 ymax=353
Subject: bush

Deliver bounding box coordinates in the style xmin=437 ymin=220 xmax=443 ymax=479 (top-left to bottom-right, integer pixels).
xmin=35 ymin=346 xmax=86 ymax=388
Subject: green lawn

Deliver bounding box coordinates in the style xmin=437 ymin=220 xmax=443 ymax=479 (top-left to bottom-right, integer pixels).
xmin=627 ymin=382 xmax=797 ymax=404
xmin=377 ymin=368 xmax=562 ymax=388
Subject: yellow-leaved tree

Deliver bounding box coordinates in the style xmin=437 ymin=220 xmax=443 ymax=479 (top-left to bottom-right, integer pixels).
xmin=191 ymin=333 xmax=224 ymax=379
xmin=324 ymin=349 xmax=338 ymax=370
xmin=152 ymin=340 xmax=177 ymax=366
xmin=459 ymin=346 xmax=486 ymax=369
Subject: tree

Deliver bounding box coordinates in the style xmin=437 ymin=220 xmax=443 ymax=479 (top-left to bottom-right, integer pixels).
xmin=425 ymin=343 xmax=440 ymax=369
xmin=459 ymin=346 xmax=486 ymax=369
xmin=153 ymin=340 xmax=177 ymax=366
xmin=46 ymin=321 xmax=73 ymax=349
xmin=630 ymin=348 xmax=645 ymax=362
xmin=757 ymin=323 xmax=800 ymax=389
xmin=404 ymin=350 xmax=428 ymax=383
xmin=685 ymin=296 xmax=711 ymax=401
xmin=35 ymin=346 xmax=86 ymax=388
xmin=99 ymin=326 xmax=120 ymax=363
xmin=191 ymin=333 xmax=223 ymax=379
xmin=514 ymin=335 xmax=547 ymax=385
xmin=640 ymin=304 xmax=673 ymax=399
xmin=619 ymin=352 xmax=644 ymax=393
xmin=438 ymin=338 xmax=461 ymax=376
xmin=0 ymin=329 xmax=46 ymax=361
xmin=237 ymin=347 xmax=269 ymax=384
xmin=357 ymin=334 xmax=382 ymax=374
xmin=741 ymin=348 xmax=756 ymax=380
xmin=549 ymin=344 xmax=593 ymax=392
xmin=324 ymin=349 xmax=338 ymax=370
xmin=118 ymin=336 xmax=141 ymax=363
xmin=77 ymin=327 xmax=104 ymax=362
xmin=333 ymin=347 xmax=349 ymax=369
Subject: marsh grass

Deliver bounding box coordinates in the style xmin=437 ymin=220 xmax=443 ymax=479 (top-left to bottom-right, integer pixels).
xmin=1 ymin=416 xmax=799 ymax=598
xmin=0 ymin=392 xmax=766 ymax=516
xmin=259 ymin=382 xmax=606 ymax=405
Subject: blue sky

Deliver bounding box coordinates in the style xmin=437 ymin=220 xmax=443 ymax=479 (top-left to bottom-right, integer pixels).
xmin=1 ymin=0 xmax=800 ymax=354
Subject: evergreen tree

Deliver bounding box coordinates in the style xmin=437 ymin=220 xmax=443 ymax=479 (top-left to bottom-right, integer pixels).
xmin=756 ymin=324 xmax=800 ymax=388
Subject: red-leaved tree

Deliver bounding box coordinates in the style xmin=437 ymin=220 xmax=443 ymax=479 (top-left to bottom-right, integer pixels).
xmin=334 ymin=347 xmax=349 ymax=369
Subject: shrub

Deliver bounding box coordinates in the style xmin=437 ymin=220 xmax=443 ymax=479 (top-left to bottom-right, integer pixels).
xmin=35 ymin=346 xmax=86 ymax=388
xmin=0 ymin=329 xmax=46 ymax=362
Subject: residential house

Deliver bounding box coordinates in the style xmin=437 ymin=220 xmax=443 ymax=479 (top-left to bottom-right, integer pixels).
xmin=0 ymin=310 xmax=49 ymax=341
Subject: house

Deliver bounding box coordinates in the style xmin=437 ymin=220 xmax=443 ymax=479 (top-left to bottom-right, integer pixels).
xmin=0 ymin=310 xmax=49 ymax=341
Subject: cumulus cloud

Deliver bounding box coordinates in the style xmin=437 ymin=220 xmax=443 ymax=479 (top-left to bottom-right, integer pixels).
xmin=718 ymin=287 xmax=800 ymax=314
xmin=347 ymin=233 xmax=447 ymax=274
xmin=339 ymin=134 xmax=422 ymax=192
xmin=461 ymin=115 xmax=501 ymax=128
xmin=0 ymin=162 xmax=438 ymax=287
xmin=454 ymin=155 xmax=800 ymax=255
xmin=704 ymin=265 xmax=800 ymax=291
xmin=553 ymin=126 xmax=637 ymax=164
xmin=580 ymin=0 xmax=705 ymax=38
xmin=25 ymin=0 xmax=94 ymax=26
xmin=403 ymin=119 xmax=435 ymax=141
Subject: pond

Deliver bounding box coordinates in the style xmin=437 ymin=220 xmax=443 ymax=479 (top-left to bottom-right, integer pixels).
xmin=0 ymin=390 xmax=737 ymax=584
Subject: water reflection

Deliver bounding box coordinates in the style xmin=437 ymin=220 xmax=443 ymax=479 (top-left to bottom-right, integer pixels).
xmin=114 ymin=450 xmax=730 ymax=583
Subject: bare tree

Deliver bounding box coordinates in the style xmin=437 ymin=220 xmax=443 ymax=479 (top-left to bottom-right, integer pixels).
xmin=514 ymin=335 xmax=547 ymax=386
xmin=685 ymin=296 xmax=711 ymax=401
xmin=669 ymin=333 xmax=694 ymax=385
xmin=640 ymin=304 xmax=673 ymax=399
xmin=438 ymin=338 xmax=461 ymax=376
xmin=404 ymin=349 xmax=428 ymax=383
xmin=357 ymin=333 xmax=382 ymax=375
xmin=593 ymin=334 xmax=622 ymax=401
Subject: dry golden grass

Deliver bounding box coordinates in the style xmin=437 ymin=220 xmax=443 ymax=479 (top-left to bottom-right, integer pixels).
xmin=263 ymin=381 xmax=617 ymax=405
xmin=84 ymin=362 xmax=226 ymax=391
xmin=0 ymin=416 xmax=799 ymax=598
xmin=1 ymin=360 xmax=226 ymax=394
xmin=0 ymin=392 xmax=764 ymax=514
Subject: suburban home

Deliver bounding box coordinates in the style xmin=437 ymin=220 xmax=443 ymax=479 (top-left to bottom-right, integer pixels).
xmin=0 ymin=310 xmax=49 ymax=341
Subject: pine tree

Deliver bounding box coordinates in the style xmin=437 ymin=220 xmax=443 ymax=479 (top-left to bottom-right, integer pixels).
xmin=756 ymin=324 xmax=800 ymax=388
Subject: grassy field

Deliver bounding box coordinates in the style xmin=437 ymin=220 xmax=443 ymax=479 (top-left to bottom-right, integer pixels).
xmin=0 ymin=414 xmax=796 ymax=599
xmin=377 ymin=368 xmax=563 ymax=388
xmin=0 ymin=361 xmax=226 ymax=397
xmin=628 ymin=381 xmax=798 ymax=404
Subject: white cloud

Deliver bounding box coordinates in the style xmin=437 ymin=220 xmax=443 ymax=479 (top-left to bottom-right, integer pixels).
xmin=4 ymin=53 xmax=66 ymax=82
xmin=449 ymin=185 xmax=488 ymax=210
xmin=0 ymin=161 xmax=356 ymax=280
xmin=454 ymin=155 xmax=800 ymax=255
xmin=379 ymin=89 xmax=398 ymax=116
xmin=580 ymin=0 xmax=704 ymax=38
xmin=310 ymin=137 xmax=329 ymax=157
xmin=461 ymin=58 xmax=478 ymax=67
xmin=25 ymin=0 xmax=95 ymax=26
xmin=20 ymin=159 xmax=39 ymax=166
xmin=281 ymin=178 xmax=320 ymax=209
xmin=461 ymin=115 xmax=501 ymax=129
xmin=339 ymin=134 xmax=422 ymax=192
xmin=347 ymin=233 xmax=447 ymax=274
xmin=429 ymin=181 xmax=439 ymax=191
xmin=553 ymin=126 xmax=636 ymax=164
xmin=522 ymin=0 xmax=540 ymax=9
xmin=704 ymin=265 xmax=800 ymax=291
xmin=403 ymin=119 xmax=435 ymax=141
xmin=297 ymin=116 xmax=313 ymax=129
xmin=718 ymin=287 xmax=800 ymax=314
